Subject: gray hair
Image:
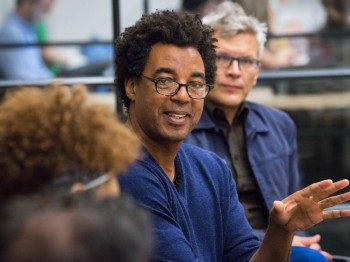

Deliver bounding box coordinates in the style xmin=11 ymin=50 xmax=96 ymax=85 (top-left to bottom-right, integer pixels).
xmin=202 ymin=1 xmax=267 ymax=58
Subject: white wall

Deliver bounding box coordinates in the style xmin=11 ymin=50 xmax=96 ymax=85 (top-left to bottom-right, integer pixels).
xmin=0 ymin=0 xmax=181 ymax=66
xmin=0 ymin=0 xmax=15 ymax=25
xmin=48 ymin=0 xmax=113 ymax=41
xmin=120 ymin=0 xmax=182 ymax=34
xmin=0 ymin=0 xmax=182 ymax=41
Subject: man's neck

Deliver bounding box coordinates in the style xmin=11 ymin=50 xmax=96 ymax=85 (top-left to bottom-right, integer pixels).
xmin=127 ymin=117 xmax=180 ymax=183
xmin=207 ymin=104 xmax=238 ymax=125
xmin=221 ymin=107 xmax=237 ymax=125
xmin=144 ymin=137 xmax=180 ymax=182
xmin=205 ymin=100 xmax=245 ymax=125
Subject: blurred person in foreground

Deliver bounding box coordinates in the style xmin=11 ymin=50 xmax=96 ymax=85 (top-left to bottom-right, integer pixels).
xmin=115 ymin=8 xmax=350 ymax=261
xmin=185 ymin=2 xmax=333 ymax=261
xmin=0 ymin=84 xmax=153 ymax=261
xmin=0 ymin=84 xmax=139 ymax=202
xmin=0 ymin=193 xmax=152 ymax=262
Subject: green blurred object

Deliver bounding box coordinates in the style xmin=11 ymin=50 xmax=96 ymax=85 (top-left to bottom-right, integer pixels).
xmin=34 ymin=20 xmax=62 ymax=75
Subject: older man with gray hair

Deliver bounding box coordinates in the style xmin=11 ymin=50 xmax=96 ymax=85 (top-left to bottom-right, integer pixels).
xmin=186 ymin=1 xmax=332 ymax=261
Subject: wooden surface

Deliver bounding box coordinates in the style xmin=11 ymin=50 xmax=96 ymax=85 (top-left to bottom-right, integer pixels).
xmin=88 ymin=92 xmax=116 ymax=109
xmin=247 ymin=87 xmax=350 ymax=110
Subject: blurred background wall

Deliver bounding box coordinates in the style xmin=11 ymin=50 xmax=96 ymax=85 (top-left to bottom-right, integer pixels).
xmin=0 ymin=0 xmax=182 ymax=41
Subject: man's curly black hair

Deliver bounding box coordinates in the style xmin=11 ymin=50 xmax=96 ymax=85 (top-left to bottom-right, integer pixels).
xmin=115 ymin=10 xmax=217 ymax=110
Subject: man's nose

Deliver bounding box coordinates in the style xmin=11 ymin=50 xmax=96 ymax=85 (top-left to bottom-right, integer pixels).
xmin=171 ymin=85 xmax=191 ymax=101
xmin=226 ymin=59 xmax=241 ymax=74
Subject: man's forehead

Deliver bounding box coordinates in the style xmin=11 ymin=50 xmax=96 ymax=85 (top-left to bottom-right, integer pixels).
xmin=146 ymin=43 xmax=205 ymax=75
xmin=149 ymin=43 xmax=198 ymax=57
xmin=214 ymin=33 xmax=259 ymax=56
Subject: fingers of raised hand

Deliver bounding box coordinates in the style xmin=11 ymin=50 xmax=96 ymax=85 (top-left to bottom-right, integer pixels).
xmin=322 ymin=190 xmax=350 ymax=219
xmin=323 ymin=209 xmax=350 ymax=220
xmin=301 ymin=179 xmax=349 ymax=202
xmin=319 ymin=191 xmax=350 ymax=210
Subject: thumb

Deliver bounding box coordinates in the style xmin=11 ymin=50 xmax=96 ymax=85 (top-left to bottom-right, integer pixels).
xmin=271 ymin=200 xmax=288 ymax=225
xmin=272 ymin=200 xmax=285 ymax=214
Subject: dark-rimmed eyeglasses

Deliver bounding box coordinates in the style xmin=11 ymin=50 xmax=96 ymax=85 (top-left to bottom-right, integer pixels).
xmin=216 ymin=54 xmax=260 ymax=71
xmin=142 ymin=75 xmax=213 ymax=99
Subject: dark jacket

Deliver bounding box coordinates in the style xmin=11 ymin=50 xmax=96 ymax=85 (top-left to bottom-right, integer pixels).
xmin=185 ymin=101 xmax=301 ymax=238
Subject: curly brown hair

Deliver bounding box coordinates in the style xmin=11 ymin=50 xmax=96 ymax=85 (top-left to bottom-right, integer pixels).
xmin=0 ymin=85 xmax=140 ymax=200
xmin=115 ymin=9 xmax=217 ymax=110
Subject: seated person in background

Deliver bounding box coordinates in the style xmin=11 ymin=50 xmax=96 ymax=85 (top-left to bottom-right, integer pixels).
xmin=0 ymin=0 xmax=54 ymax=80
xmin=185 ymin=2 xmax=332 ymax=261
xmin=0 ymin=193 xmax=152 ymax=262
xmin=115 ymin=8 xmax=350 ymax=261
xmin=0 ymin=84 xmax=140 ymax=202
xmin=265 ymin=0 xmax=327 ymax=69
xmin=0 ymin=0 xmax=111 ymax=80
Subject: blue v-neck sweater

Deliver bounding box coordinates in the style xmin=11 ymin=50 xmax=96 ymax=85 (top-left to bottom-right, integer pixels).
xmin=119 ymin=143 xmax=260 ymax=261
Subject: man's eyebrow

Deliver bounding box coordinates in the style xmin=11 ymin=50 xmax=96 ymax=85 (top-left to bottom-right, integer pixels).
xmin=192 ymin=72 xmax=205 ymax=80
xmin=217 ymin=53 xmax=255 ymax=60
xmin=217 ymin=52 xmax=231 ymax=57
xmin=153 ymin=68 xmax=205 ymax=81
xmin=154 ymin=67 xmax=174 ymax=75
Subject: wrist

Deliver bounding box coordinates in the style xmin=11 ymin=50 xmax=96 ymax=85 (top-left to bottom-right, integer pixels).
xmin=266 ymin=218 xmax=294 ymax=241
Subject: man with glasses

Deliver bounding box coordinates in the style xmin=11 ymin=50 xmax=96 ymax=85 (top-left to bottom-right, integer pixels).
xmin=141 ymin=75 xmax=213 ymax=99
xmin=116 ymin=8 xmax=350 ymax=262
xmin=185 ymin=2 xmax=330 ymax=261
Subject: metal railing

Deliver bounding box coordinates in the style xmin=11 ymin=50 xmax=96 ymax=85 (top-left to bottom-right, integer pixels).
xmin=258 ymin=67 xmax=350 ymax=81
xmin=1 ymin=67 xmax=350 ymax=89
xmin=0 ymin=76 xmax=114 ymax=90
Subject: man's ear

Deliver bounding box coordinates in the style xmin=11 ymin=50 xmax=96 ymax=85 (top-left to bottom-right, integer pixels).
xmin=125 ymin=78 xmax=137 ymax=101
xmin=252 ymin=63 xmax=261 ymax=86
